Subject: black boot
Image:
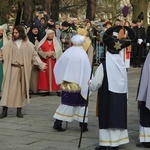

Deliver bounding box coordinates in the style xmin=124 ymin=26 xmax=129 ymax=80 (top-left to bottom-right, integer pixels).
xmin=95 ymin=146 xmax=110 ymax=150
xmin=0 ymin=107 xmax=8 ymax=118
xmin=109 ymin=146 xmax=119 ymax=150
xmin=136 ymin=142 xmax=150 ymax=148
xmin=41 ymin=92 xmax=50 ymax=96
xmin=143 ymin=142 xmax=150 ymax=148
xmin=53 ymin=119 xmax=65 ymax=132
xmin=56 ymin=92 xmax=61 ymax=97
xmin=16 ymin=108 xmax=23 ymax=118
xmin=79 ymin=122 xmax=88 ymax=132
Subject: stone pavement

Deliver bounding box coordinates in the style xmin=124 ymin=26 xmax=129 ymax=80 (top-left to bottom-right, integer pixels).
xmin=0 ymin=67 xmax=147 ymax=150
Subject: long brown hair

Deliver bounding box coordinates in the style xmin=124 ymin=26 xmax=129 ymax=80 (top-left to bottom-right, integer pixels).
xmin=12 ymin=26 xmax=27 ymax=41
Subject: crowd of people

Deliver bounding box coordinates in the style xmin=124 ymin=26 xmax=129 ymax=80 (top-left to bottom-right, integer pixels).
xmin=0 ymin=10 xmax=149 ymax=150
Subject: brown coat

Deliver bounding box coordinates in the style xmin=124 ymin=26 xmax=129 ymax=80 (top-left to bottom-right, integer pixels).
xmin=0 ymin=40 xmax=46 ymax=107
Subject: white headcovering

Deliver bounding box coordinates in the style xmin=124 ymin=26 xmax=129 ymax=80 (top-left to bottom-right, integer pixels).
xmin=2 ymin=24 xmax=8 ymax=31
xmin=0 ymin=26 xmax=8 ymax=47
xmin=38 ymin=29 xmax=62 ymax=60
xmin=54 ymin=44 xmax=91 ymax=99
xmin=71 ymin=34 xmax=85 ymax=46
xmin=106 ymin=51 xmax=128 ymax=93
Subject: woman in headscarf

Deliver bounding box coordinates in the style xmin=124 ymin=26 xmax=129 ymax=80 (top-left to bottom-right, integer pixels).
xmin=37 ymin=29 xmax=62 ymax=96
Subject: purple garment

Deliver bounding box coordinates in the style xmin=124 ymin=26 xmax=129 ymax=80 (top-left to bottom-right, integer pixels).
xmin=61 ymin=91 xmax=86 ymax=107
xmin=137 ymin=53 xmax=150 ymax=110
xmin=122 ymin=6 xmax=129 ymax=17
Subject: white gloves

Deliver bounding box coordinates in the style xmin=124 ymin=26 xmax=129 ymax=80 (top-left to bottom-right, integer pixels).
xmin=137 ymin=39 xmax=143 ymax=45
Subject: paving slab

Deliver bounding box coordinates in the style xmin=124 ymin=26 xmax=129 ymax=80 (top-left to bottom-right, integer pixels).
xmin=0 ymin=67 xmax=145 ymax=150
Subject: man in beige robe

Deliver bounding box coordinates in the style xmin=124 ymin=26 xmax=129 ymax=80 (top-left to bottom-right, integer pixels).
xmin=0 ymin=26 xmax=46 ymax=118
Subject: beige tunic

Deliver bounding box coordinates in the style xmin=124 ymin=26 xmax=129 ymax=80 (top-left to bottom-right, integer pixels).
xmin=29 ymin=65 xmax=39 ymax=93
xmin=0 ymin=40 xmax=46 ymax=108
xmin=29 ymin=39 xmax=39 ymax=93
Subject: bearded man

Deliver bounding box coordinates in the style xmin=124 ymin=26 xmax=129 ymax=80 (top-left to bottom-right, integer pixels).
xmin=0 ymin=26 xmax=46 ymax=118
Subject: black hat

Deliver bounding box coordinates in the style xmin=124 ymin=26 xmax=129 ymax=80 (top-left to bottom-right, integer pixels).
xmin=40 ymin=17 xmax=46 ymax=20
xmin=132 ymin=20 xmax=137 ymax=24
xmin=137 ymin=12 xmax=144 ymax=20
xmin=61 ymin=21 xmax=69 ymax=27
xmin=103 ymin=26 xmax=136 ymax=54
xmin=30 ymin=24 xmax=39 ymax=30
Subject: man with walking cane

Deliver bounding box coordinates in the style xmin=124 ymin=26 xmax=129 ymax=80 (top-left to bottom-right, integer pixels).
xmin=53 ymin=34 xmax=91 ymax=132
xmin=88 ymin=26 xmax=136 ymax=150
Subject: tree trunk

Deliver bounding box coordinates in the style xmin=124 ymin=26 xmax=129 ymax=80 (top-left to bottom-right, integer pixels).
xmin=9 ymin=0 xmax=14 ymax=5
xmin=45 ymin=0 xmax=51 ymax=19
xmin=22 ymin=1 xmax=34 ymax=25
xmin=51 ymin=0 xmax=60 ymax=21
xmin=131 ymin=0 xmax=149 ymax=27
xmin=86 ymin=0 xmax=96 ymax=20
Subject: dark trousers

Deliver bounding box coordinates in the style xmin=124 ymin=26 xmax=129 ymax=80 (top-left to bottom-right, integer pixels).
xmin=132 ymin=45 xmax=143 ymax=66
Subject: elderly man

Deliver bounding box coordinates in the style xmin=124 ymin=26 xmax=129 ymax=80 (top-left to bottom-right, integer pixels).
xmin=0 ymin=26 xmax=46 ymax=118
xmin=37 ymin=29 xmax=62 ymax=96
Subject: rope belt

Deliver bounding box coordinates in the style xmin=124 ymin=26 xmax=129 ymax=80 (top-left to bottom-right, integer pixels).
xmin=11 ymin=64 xmax=24 ymax=82
xmin=11 ymin=64 xmax=24 ymax=67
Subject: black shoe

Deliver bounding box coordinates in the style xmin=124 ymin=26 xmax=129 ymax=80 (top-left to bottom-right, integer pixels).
xmin=53 ymin=126 xmax=66 ymax=132
xmin=109 ymin=146 xmax=119 ymax=150
xmin=0 ymin=107 xmax=8 ymax=118
xmin=95 ymin=146 xmax=110 ymax=150
xmin=41 ymin=92 xmax=50 ymax=96
xmin=81 ymin=127 xmax=88 ymax=132
xmin=79 ymin=122 xmax=88 ymax=132
xmin=137 ymin=142 xmax=150 ymax=148
xmin=133 ymin=65 xmax=136 ymax=68
xmin=95 ymin=146 xmax=101 ymax=150
xmin=25 ymin=95 xmax=31 ymax=98
xmin=56 ymin=92 xmax=61 ymax=97
xmin=138 ymin=65 xmax=142 ymax=68
xmin=16 ymin=108 xmax=23 ymax=118
xmin=143 ymin=142 xmax=150 ymax=148
xmin=136 ymin=142 xmax=143 ymax=147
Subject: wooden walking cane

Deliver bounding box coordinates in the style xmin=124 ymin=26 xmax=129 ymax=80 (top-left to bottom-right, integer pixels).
xmin=78 ymin=51 xmax=95 ymax=149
